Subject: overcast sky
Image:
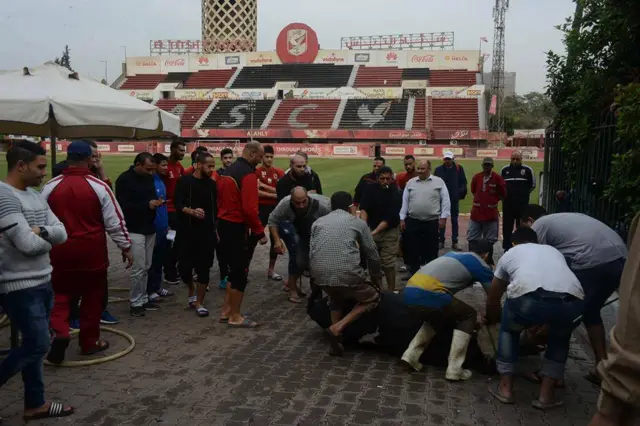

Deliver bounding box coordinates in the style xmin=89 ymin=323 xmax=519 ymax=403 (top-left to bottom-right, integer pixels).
xmin=1 ymin=0 xmax=574 ymax=94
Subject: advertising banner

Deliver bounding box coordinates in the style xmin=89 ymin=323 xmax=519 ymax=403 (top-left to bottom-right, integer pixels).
xmin=358 ymin=87 xmax=403 ymax=99
xmin=126 ymin=57 xmax=161 ymax=76
xmin=246 ymin=52 xmax=281 ymax=66
xmin=426 ymin=85 xmax=485 ymax=98
xmin=327 ymin=87 xmax=366 ymax=99
xmin=125 ymin=90 xmax=156 ymax=101
xmin=117 ymin=144 xmax=136 ymax=153
xmin=431 ymin=129 xmax=489 ymax=140
xmin=402 ymin=80 xmax=428 ymax=89
xmin=378 ymin=50 xmax=408 ymax=68
xmin=189 ymin=54 xmax=219 ymax=71
xmin=217 ymin=53 xmax=247 ymax=69
xmin=350 ymin=52 xmax=374 ymax=65
xmin=160 ymin=56 xmax=189 ymax=73
xmin=290 ymin=88 xmax=336 ymax=99
xmin=182 ymin=128 xmax=429 ymax=140
xmin=156 ymin=83 xmax=179 ymax=91
xmin=383 ymin=146 xmax=407 ymax=155
xmin=96 ymin=144 xmax=111 ymax=152
xmin=229 ymin=90 xmax=266 ymax=100
xmin=437 ymin=50 xmax=480 ymax=71
xmin=173 ymin=88 xmax=231 ymax=100
xmin=314 ymin=50 xmax=350 ymax=65
xmin=382 ymin=145 xmax=467 ymax=158
xmin=332 ymin=145 xmax=359 ymax=155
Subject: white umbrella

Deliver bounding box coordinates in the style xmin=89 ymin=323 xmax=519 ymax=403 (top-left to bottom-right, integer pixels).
xmin=0 ymin=62 xmax=180 ymax=140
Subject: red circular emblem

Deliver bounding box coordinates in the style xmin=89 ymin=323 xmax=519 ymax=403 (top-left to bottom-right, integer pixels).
xmin=276 ymin=23 xmax=320 ymax=64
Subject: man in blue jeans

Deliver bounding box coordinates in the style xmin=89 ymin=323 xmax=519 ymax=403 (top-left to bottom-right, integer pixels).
xmin=485 ymin=227 xmax=585 ymax=410
xmin=0 ymin=141 xmax=73 ymax=421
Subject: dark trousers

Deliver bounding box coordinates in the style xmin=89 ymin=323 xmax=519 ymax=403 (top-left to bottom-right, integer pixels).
xmin=218 ymin=219 xmax=251 ymax=292
xmin=438 ymin=207 xmax=459 ymax=243
xmin=405 ymin=217 xmax=439 ymax=274
xmin=69 ymin=281 xmax=108 ymax=321
xmin=147 ymin=232 xmax=170 ymax=295
xmin=502 ymin=203 xmax=526 ymax=251
xmin=164 ymin=212 xmax=180 ymax=281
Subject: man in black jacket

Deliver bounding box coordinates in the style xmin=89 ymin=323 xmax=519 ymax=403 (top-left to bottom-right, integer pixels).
xmin=174 ymin=152 xmax=217 ymax=317
xmin=115 ymin=153 xmax=164 ymax=317
xmin=434 ymin=151 xmax=467 ymax=251
xmin=500 ymin=151 xmax=536 ymax=250
xmin=277 ymin=154 xmax=316 ymax=201
xmin=353 ymin=156 xmax=386 ymax=209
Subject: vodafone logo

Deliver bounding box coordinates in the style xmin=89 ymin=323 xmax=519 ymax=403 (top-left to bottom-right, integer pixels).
xmin=411 ymin=55 xmax=435 ymax=63
xmin=164 ymin=58 xmax=185 ymax=67
xmin=321 ymin=53 xmax=345 ymax=63
xmin=276 ymin=23 xmax=320 ymax=64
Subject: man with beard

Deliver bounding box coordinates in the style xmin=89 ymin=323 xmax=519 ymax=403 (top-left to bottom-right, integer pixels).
xmin=295 ymin=151 xmax=322 ymax=195
xmin=353 ymin=156 xmax=386 ymax=209
xmin=359 ymin=166 xmax=402 ymax=291
xmin=435 ymin=151 xmax=467 ymax=251
xmin=43 ymin=142 xmax=133 ymax=364
xmin=217 ymin=142 xmax=266 ymax=328
xmin=174 ymin=152 xmax=218 ymax=317
xmin=395 ymin=155 xmax=417 ymax=191
xmin=501 ymin=151 xmax=535 ymax=251
xmin=163 ymin=139 xmax=186 ymax=285
xmin=268 ymin=187 xmax=331 ymax=303
xmin=52 ymin=139 xmax=119 ymax=325
xmin=0 ymin=141 xmax=73 ymax=421
xmin=218 ymin=147 xmax=235 ymax=176
xmin=276 ymin=154 xmax=315 ymax=201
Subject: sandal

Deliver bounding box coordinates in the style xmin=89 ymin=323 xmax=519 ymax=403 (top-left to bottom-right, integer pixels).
xmin=532 ymin=399 xmax=565 ymax=410
xmin=82 ymin=340 xmax=109 ymax=356
xmin=288 ymin=296 xmax=302 ymax=304
xmin=324 ymin=329 xmax=344 ymax=357
xmin=196 ymin=306 xmax=210 ymax=318
xmin=46 ymin=338 xmax=70 ymax=365
xmin=187 ymin=295 xmax=197 ymax=309
xmin=219 ymin=313 xmax=250 ymax=323
xmin=158 ymin=288 xmax=174 ymax=297
xmin=584 ymin=370 xmax=602 ymax=386
xmin=488 ymin=381 xmax=515 ymax=404
xmin=23 ymin=402 xmax=74 ymax=421
xmin=268 ymin=272 xmax=283 ymax=281
xmin=228 ymin=318 xmax=259 ymax=328
xmin=522 ymin=371 xmax=566 ymax=389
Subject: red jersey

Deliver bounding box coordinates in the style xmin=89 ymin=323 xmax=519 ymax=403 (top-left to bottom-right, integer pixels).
xmin=256 ymin=166 xmax=284 ymax=206
xmin=184 ymin=166 xmax=219 ymax=181
xmin=395 ymin=171 xmax=417 ymax=190
xmin=470 ymin=171 xmax=507 ymax=222
xmin=41 ymin=168 xmax=131 ymax=271
xmin=164 ymin=160 xmax=184 ymax=213
xmin=217 ymin=158 xmax=264 ymax=238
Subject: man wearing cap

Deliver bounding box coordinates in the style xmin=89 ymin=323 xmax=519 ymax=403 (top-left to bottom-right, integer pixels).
xmin=42 ymin=142 xmax=133 ymax=364
xmin=468 ymin=158 xmax=506 ymax=265
xmin=501 ymin=151 xmax=536 ymax=251
xmin=435 ymin=151 xmax=468 ymax=251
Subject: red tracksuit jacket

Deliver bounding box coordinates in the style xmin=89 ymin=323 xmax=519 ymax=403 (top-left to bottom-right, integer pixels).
xmin=42 ymin=167 xmax=131 ymax=272
xmin=470 ymin=171 xmax=507 ymax=222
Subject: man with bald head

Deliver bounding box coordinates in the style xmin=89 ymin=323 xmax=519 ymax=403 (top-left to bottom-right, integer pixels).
xmin=268 ymin=186 xmax=331 ymax=303
xmin=501 ymin=150 xmax=535 ymax=251
xmin=276 ymin=154 xmax=316 ymax=201
xmin=217 ymin=142 xmax=266 ymax=328
xmin=400 ymin=159 xmax=451 ymax=275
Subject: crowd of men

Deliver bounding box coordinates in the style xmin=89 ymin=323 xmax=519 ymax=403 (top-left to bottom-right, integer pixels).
xmin=0 ymin=140 xmax=638 ymax=424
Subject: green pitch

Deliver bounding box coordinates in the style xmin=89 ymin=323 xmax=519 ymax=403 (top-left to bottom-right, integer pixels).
xmin=0 ymin=155 xmax=542 ymax=214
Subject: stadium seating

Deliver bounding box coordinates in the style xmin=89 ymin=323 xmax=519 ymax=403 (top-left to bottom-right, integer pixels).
xmin=402 ymin=68 xmax=431 ymax=81
xmin=268 ymin=100 xmax=340 ymax=129
xmin=339 ymin=99 xmax=409 ymax=129
xmin=428 ymin=70 xmax=477 ymax=87
xmin=412 ymin=98 xmax=427 ymax=130
xmin=164 ymin=73 xmax=192 ymax=85
xmin=155 ymin=99 xmax=212 ymax=129
xmin=183 ymin=69 xmax=236 ymax=89
xmin=120 ymin=74 xmax=167 ymax=90
xmin=431 ymin=98 xmax=479 ymax=130
xmin=231 ymin=64 xmax=353 ymax=89
xmin=354 ymin=67 xmax=403 ymax=87
xmin=200 ymin=99 xmax=275 ymax=129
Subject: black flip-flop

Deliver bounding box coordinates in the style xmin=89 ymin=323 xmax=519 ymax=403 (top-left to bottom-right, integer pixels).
xmin=23 ymin=402 xmax=74 ymax=421
xmin=488 ymin=381 xmax=515 ymax=404
xmin=522 ymin=371 xmax=566 ymax=389
xmin=81 ymin=340 xmax=109 ymax=356
xmin=324 ymin=329 xmax=344 ymax=357
xmin=46 ymin=338 xmax=70 ymax=365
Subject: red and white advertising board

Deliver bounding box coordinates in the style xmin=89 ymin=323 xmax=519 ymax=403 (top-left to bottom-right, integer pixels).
xmin=313 ymin=50 xmax=349 ymax=65
xmin=182 ymin=128 xmax=430 ymax=140
xmin=358 ymin=87 xmax=403 ymax=99
xmin=378 ymin=50 xmax=408 ymax=68
xmin=246 ymin=52 xmax=281 ymax=66
xmin=126 ymin=57 xmax=161 ymax=76
xmin=125 ymin=90 xmax=156 ymax=101
xmin=160 ymin=56 xmax=189 ymax=73
xmin=189 ymin=54 xmax=219 ymax=71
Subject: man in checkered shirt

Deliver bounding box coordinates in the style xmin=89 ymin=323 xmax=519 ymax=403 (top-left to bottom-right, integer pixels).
xmin=310 ymin=191 xmax=383 ymax=356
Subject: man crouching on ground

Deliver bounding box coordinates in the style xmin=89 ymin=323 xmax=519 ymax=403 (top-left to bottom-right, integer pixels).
xmin=310 ymin=191 xmax=383 ymax=356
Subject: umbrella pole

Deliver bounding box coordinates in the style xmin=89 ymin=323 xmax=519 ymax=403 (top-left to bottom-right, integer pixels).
xmin=50 ymin=136 xmax=57 ymax=168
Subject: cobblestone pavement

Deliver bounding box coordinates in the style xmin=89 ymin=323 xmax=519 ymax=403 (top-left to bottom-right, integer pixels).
xmin=0 ymin=217 xmax=611 ymax=425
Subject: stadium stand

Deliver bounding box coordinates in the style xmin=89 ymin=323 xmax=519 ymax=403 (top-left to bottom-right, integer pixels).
xmin=155 ymin=99 xmax=212 ymax=129
xmin=120 ymin=74 xmax=167 ymax=90
xmin=402 ymin=68 xmax=431 ymax=81
xmin=200 ymin=99 xmax=275 ymax=129
xmin=428 ymin=70 xmax=477 ymax=87
xmin=339 ymin=99 xmax=409 ymax=129
xmin=354 ymin=67 xmax=403 ymax=87
xmin=183 ymin=69 xmax=236 ymax=89
xmin=412 ymin=98 xmax=427 ymax=130
xmin=164 ymin=72 xmax=192 ymax=85
xmin=231 ymin=64 xmax=353 ymax=89
xmin=268 ymin=99 xmax=340 ymax=129
xmin=431 ymin=98 xmax=479 ymax=130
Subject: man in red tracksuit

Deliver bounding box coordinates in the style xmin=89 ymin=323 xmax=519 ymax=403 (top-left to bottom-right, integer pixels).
xmin=41 ymin=142 xmax=133 ymax=364
xmin=467 ymin=157 xmax=506 ymax=265
xmin=217 ymin=141 xmax=266 ymax=328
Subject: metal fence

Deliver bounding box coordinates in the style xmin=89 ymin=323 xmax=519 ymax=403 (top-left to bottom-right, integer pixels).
xmin=542 ymin=111 xmax=632 ymax=240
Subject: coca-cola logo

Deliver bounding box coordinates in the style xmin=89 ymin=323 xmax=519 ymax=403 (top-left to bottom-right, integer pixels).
xmin=321 ymin=53 xmax=345 ymax=63
xmin=386 ymin=52 xmax=398 ymax=61
xmin=249 ymin=55 xmax=273 ymax=64
xmin=164 ymin=58 xmax=186 ymax=67
xmin=411 ymin=55 xmax=435 ymax=63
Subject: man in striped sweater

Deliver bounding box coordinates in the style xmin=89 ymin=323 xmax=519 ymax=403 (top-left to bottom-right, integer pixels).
xmin=0 ymin=141 xmax=74 ymax=421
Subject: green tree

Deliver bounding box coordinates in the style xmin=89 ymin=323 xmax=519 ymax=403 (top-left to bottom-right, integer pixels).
xmin=486 ymin=91 xmax=554 ymax=134
xmin=54 ymin=45 xmax=73 ymax=71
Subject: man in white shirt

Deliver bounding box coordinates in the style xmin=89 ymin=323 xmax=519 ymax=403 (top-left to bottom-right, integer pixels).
xmin=485 ymin=227 xmax=584 ymax=411
xmin=399 ymin=159 xmax=450 ymax=275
